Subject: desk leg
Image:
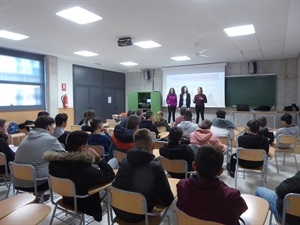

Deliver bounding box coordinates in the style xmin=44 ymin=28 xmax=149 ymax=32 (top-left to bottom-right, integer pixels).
xmin=273 ymin=113 xmax=276 ymax=129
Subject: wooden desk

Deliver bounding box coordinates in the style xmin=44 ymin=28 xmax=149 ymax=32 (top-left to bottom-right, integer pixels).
xmin=168 ymin=178 xmax=180 ymax=197
xmin=158 ymin=131 xmax=169 ymax=139
xmin=8 ymin=133 xmax=26 ymax=146
xmin=0 ymin=204 xmax=51 ymax=225
xmin=241 ymin=194 xmax=269 ymax=225
xmin=0 ymin=193 xmax=36 ymax=219
xmin=230 ymin=111 xmax=277 ymax=128
xmin=153 ymin=149 xmax=160 ymax=159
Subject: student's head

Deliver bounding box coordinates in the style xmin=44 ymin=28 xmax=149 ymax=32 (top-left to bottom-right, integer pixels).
xmin=90 ymin=117 xmax=103 ymax=133
xmin=257 ymin=116 xmax=267 ymax=128
xmin=180 ymin=107 xmax=187 ymax=116
xmin=281 ymin=113 xmax=292 ymax=125
xmin=155 ymin=111 xmax=163 ymax=122
xmin=84 ymin=109 xmax=96 ymax=124
xmin=193 ymin=146 xmax=224 ymax=179
xmin=200 ymin=119 xmax=212 ymax=129
xmin=184 ymin=111 xmax=192 ymax=121
xmin=127 ymin=110 xmax=135 ymax=117
xmin=145 ymin=111 xmax=153 ymax=120
xmin=136 ymin=109 xmax=144 ymax=118
xmin=0 ymin=119 xmax=8 ymax=134
xmin=35 ymin=115 xmax=55 ymax=134
xmin=181 ymin=86 xmax=188 ymax=94
xmin=133 ymin=128 xmax=153 ymax=152
xmin=169 ymin=127 xmax=183 ymax=142
xmin=169 ymin=87 xmax=176 ymax=95
xmin=37 ymin=111 xmax=49 ymax=117
xmin=126 ymin=115 xmax=141 ymax=130
xmin=197 ymin=87 xmax=203 ymax=94
xmin=55 ymin=113 xmax=68 ymax=127
xmin=67 ymin=131 xmax=89 ymax=152
xmin=216 ymin=110 xmax=226 ymax=119
xmin=246 ymin=119 xmax=260 ymax=133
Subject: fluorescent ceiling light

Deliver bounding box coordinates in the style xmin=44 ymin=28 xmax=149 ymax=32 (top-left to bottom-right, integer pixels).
xmin=120 ymin=62 xmax=138 ymax=66
xmin=56 ymin=6 xmax=102 ymax=24
xmin=0 ymin=30 xmax=28 ymax=40
xmin=224 ymin=24 xmax=255 ymax=37
xmin=74 ymin=51 xmax=98 ymax=57
xmin=171 ymin=56 xmax=191 ymax=61
xmin=134 ymin=40 xmax=161 ymax=49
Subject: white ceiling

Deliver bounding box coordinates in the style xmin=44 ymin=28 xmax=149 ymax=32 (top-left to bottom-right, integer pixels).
xmin=0 ymin=0 xmax=299 ymax=73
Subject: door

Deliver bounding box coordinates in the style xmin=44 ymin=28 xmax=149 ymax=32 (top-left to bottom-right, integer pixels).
xmin=74 ymin=86 xmax=89 ymax=124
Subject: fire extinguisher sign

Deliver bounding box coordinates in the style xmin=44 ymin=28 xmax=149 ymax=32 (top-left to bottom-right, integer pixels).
xmin=62 ymin=83 xmax=67 ymax=91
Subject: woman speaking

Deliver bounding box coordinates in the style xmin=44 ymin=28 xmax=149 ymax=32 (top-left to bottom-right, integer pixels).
xmin=194 ymin=87 xmax=207 ymax=123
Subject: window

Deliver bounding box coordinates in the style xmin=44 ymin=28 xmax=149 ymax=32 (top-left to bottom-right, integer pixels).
xmin=0 ymin=48 xmax=45 ymax=111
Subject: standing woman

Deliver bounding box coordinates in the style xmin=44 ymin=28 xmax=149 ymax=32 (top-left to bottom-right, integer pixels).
xmin=178 ymin=86 xmax=191 ymax=110
xmin=166 ymin=88 xmax=177 ymax=123
xmin=194 ymin=87 xmax=207 ymax=123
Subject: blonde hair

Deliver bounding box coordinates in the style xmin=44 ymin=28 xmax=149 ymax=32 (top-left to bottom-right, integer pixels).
xmin=154 ymin=111 xmax=163 ymax=123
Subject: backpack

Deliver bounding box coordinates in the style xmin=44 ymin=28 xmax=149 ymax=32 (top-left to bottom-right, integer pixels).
xmin=7 ymin=122 xmax=20 ymax=134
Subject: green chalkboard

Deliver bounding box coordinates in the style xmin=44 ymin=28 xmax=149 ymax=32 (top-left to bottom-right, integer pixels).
xmin=225 ymin=75 xmax=276 ymax=107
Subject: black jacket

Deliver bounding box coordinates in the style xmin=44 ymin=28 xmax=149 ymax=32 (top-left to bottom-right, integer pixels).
xmin=179 ymin=93 xmax=191 ymax=108
xmin=159 ymin=142 xmax=194 ymax=178
xmin=139 ymin=120 xmax=159 ymax=135
xmin=113 ymin=125 xmax=134 ymax=143
xmin=112 ymin=148 xmax=174 ymax=223
xmin=0 ymin=133 xmax=15 ymax=174
xmin=276 ymin=171 xmax=300 ymax=225
xmin=258 ymin=128 xmax=274 ymax=144
xmin=44 ymin=151 xmax=115 ymax=222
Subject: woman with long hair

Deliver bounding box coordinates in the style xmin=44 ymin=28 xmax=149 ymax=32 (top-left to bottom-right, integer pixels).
xmin=178 ymin=86 xmax=191 ymax=110
xmin=166 ymin=87 xmax=177 ymax=123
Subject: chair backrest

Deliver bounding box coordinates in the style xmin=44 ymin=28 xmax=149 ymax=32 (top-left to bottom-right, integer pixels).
xmin=48 ymin=174 xmax=76 ymax=198
xmin=174 ymin=208 xmax=224 ymax=225
xmin=71 ymin=125 xmax=81 ymax=131
xmin=277 ymin=134 xmax=297 ymax=147
xmin=9 ymin=162 xmax=36 ymax=181
xmin=86 ymin=145 xmax=105 ymax=157
xmin=154 ymin=141 xmax=168 ymax=149
xmin=106 ymin=119 xmax=117 ymax=128
xmin=282 ymin=193 xmax=300 ymax=225
xmin=158 ymin=156 xmax=188 ymax=178
xmin=0 ymin=153 xmax=8 ymax=176
xmin=157 ymin=126 xmax=167 ymax=133
xmin=113 ymin=150 xmax=127 ymax=164
xmin=218 ymin=135 xmax=230 ymax=146
xmin=237 ymin=148 xmax=266 ymax=162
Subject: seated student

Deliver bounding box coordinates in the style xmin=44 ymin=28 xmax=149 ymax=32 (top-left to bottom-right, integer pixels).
xmin=112 ymin=128 xmax=174 ymax=223
xmin=0 ymin=119 xmax=15 ymax=173
xmin=89 ymin=117 xmax=112 ymax=160
xmin=78 ymin=111 xmax=87 ymax=126
xmin=44 ymin=131 xmax=115 ymax=222
xmin=174 ymin=107 xmax=186 ymax=126
xmin=177 ymin=111 xmax=198 ymax=137
xmin=257 ymin=116 xmax=274 ymax=145
xmin=53 ymin=113 xmax=70 ymax=149
xmin=177 ymin=146 xmax=248 ymax=224
xmin=37 ymin=111 xmax=50 ymax=117
xmin=159 ymin=127 xmax=194 ymax=178
xmin=119 ymin=110 xmax=135 ymax=127
xmin=275 ymin=113 xmax=299 ymax=148
xmin=136 ymin=109 xmax=145 ymax=120
xmin=255 ymin=171 xmax=300 ymax=225
xmin=190 ymin=119 xmax=226 ymax=153
xmin=210 ymin=110 xmax=236 ymax=140
xmin=138 ymin=111 xmax=159 ymax=135
xmin=81 ymin=109 xmax=96 ymax=132
xmin=154 ymin=111 xmax=170 ymax=131
xmin=110 ymin=115 xmax=141 ymax=158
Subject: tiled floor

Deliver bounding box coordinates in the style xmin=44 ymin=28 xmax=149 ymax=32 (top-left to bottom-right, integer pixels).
xmin=0 ymin=153 xmax=298 ymax=225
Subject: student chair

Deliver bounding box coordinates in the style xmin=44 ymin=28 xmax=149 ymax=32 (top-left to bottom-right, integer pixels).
xmin=282 ymin=193 xmax=300 ymax=225
xmin=174 ymin=208 xmax=224 ymax=225
xmin=113 ymin=150 xmax=127 ymax=165
xmin=154 ymin=140 xmax=168 ymax=149
xmin=86 ymin=145 xmax=106 ymax=159
xmin=107 ymin=186 xmax=170 ymax=225
xmin=157 ymin=126 xmax=167 ymax=133
xmin=157 ymin=156 xmax=190 ymax=178
xmin=218 ymin=134 xmax=232 ymax=164
xmin=0 ymin=152 xmax=10 ymax=197
xmin=48 ymin=174 xmax=91 ymax=225
xmin=71 ymin=125 xmax=81 ymax=131
xmin=234 ymin=148 xmax=267 ymax=188
xmin=8 ymin=162 xmax=48 ymax=203
xmin=274 ymin=134 xmax=298 ymax=173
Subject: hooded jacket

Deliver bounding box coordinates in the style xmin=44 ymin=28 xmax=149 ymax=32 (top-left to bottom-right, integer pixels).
xmin=275 ymin=125 xmax=299 ymax=148
xmin=139 ymin=120 xmax=159 ymax=135
xmin=211 ymin=118 xmax=236 ymax=140
xmin=177 ymin=121 xmax=198 ymax=136
xmin=190 ymin=128 xmax=226 ymax=152
xmin=43 ymin=150 xmax=115 ymax=222
xmin=112 ymin=148 xmax=174 ymax=223
xmin=110 ymin=125 xmax=135 ymax=154
xmin=0 ymin=133 xmax=15 ymax=174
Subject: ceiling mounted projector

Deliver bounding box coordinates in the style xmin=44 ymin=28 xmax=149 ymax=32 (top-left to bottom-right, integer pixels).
xmin=118 ymin=37 xmax=133 ymax=47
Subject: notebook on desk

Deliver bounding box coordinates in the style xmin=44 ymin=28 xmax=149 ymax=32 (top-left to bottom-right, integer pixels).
xmin=236 ymin=104 xmax=250 ymax=111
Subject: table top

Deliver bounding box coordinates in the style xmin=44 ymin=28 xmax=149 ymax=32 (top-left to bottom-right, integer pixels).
xmin=241 ymin=194 xmax=269 ymax=225
xmin=158 ymin=131 xmax=169 ymax=139
xmin=152 ymin=149 xmax=160 ymax=159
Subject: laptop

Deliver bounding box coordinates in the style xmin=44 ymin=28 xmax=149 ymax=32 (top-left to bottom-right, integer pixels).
xmin=236 ymin=104 xmax=250 ymax=111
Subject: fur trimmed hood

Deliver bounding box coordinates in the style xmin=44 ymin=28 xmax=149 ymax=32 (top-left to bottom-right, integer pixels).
xmin=43 ymin=150 xmax=95 ymax=164
xmin=212 ymin=118 xmax=236 ymax=129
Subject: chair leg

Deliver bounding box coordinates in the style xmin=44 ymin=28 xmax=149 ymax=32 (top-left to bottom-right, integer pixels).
xmin=234 ymin=171 xmax=238 ymax=188
xmin=49 ymin=205 xmax=58 ymax=225
xmin=269 ymin=211 xmax=273 ymax=225
xmin=275 ymin=152 xmax=279 ymax=173
xmin=283 ymin=153 xmax=286 ymax=165
xmin=5 ymin=180 xmax=12 ymax=198
xmin=293 ymin=152 xmax=299 ymax=171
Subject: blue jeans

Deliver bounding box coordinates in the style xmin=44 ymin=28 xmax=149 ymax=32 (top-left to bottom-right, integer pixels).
xmin=255 ymin=187 xmax=281 ymax=223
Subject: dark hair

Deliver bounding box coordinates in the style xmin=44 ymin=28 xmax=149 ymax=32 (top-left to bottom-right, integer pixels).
xmin=184 ymin=111 xmax=192 ymax=121
xmin=136 ymin=109 xmax=144 ymax=117
xmin=168 ymin=87 xmax=176 ymax=95
xmin=181 ymin=86 xmax=188 ymax=94
xmin=35 ymin=115 xmax=55 ymax=129
xmin=180 ymin=107 xmax=187 ymax=116
xmin=127 ymin=110 xmax=135 ymax=117
xmin=246 ymin=119 xmax=260 ymax=133
xmin=281 ymin=113 xmax=292 ymax=125
xmin=55 ymin=113 xmax=68 ymax=126
xmin=67 ymin=131 xmax=89 ymax=152
xmin=90 ymin=117 xmax=103 ymax=133
xmin=37 ymin=111 xmax=49 ymax=117
xmin=133 ymin=128 xmax=153 ymax=151
xmin=145 ymin=111 xmax=153 ymax=120
xmin=84 ymin=109 xmax=96 ymax=125
xmin=200 ymin=119 xmax=212 ymax=129
xmin=194 ymin=146 xmax=223 ymax=179
xmin=257 ymin=116 xmax=267 ymax=127
xmin=127 ymin=115 xmax=141 ymax=130
xmin=169 ymin=127 xmax=183 ymax=142
xmin=0 ymin=119 xmax=6 ymax=128
xmin=216 ymin=110 xmax=226 ymax=119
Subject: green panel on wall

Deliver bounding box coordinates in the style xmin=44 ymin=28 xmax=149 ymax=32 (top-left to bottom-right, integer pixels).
xmin=128 ymin=92 xmax=138 ymax=111
xmin=150 ymin=91 xmax=162 ymax=114
xmin=225 ymin=75 xmax=276 ymax=107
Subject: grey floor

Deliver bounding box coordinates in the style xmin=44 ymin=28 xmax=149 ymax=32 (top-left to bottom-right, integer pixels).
xmin=0 ymin=153 xmax=298 ymax=225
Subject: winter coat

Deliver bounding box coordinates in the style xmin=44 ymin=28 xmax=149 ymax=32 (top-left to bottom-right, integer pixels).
xmin=211 ymin=118 xmax=236 ymax=140
xmin=275 ymin=126 xmax=299 ymax=148
xmin=177 ymin=121 xmax=198 ymax=136
xmin=0 ymin=133 xmax=15 ymax=174
xmin=139 ymin=120 xmax=159 ymax=135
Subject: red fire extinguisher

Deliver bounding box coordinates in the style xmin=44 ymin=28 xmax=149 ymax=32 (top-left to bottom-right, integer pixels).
xmin=61 ymin=94 xmax=68 ymax=108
